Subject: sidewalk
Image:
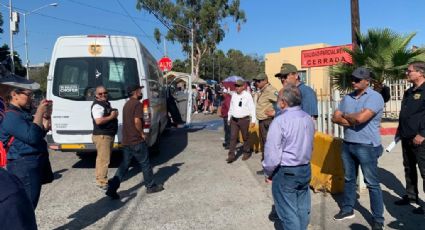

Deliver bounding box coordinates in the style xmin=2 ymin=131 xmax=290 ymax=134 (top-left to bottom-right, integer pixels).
xmin=198 ymin=113 xmax=424 ymax=229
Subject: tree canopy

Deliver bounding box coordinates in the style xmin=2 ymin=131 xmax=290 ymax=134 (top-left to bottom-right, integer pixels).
xmin=331 ymin=28 xmax=425 ymax=92
xmin=0 ymin=44 xmax=26 ymax=77
xmin=171 ymin=48 xmax=264 ymax=82
xmin=136 ymin=0 xmax=246 ymax=79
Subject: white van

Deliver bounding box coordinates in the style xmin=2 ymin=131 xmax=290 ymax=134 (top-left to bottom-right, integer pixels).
xmin=46 ymin=35 xmax=168 ymax=153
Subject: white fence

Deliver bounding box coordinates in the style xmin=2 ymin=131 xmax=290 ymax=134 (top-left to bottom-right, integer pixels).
xmin=316 ymin=79 xmax=410 ymax=137
xmin=315 ymin=80 xmax=410 ymax=191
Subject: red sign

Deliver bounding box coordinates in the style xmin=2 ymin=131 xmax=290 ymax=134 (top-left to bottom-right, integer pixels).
xmin=301 ymin=44 xmax=353 ymax=68
xmin=158 ymin=56 xmax=173 ymax=72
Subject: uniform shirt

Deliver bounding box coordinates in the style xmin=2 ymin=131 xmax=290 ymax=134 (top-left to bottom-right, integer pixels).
xmin=122 ymin=98 xmax=144 ymax=146
xmin=298 ymin=82 xmax=318 ymax=117
xmin=256 ymin=84 xmax=278 ymax=120
xmin=398 ymin=82 xmax=425 ymax=139
xmin=338 ymin=87 xmax=384 ymax=147
xmin=262 ymin=106 xmax=315 ymax=176
xmin=228 ymin=90 xmax=256 ymax=123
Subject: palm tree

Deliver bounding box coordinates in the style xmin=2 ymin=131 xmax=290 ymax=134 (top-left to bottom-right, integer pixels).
xmin=331 ymin=28 xmax=425 ymax=92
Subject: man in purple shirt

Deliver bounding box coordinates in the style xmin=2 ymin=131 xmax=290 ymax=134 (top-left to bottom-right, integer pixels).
xmin=262 ymin=85 xmax=315 ymax=230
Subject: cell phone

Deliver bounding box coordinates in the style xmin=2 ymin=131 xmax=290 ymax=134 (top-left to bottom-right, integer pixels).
xmin=238 ymin=100 xmax=242 ymax=107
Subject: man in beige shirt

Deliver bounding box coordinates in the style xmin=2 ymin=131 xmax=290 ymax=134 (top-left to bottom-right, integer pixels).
xmin=253 ymin=73 xmax=278 ymax=161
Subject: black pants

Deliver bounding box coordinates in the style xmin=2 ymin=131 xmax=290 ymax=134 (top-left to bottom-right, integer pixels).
xmin=223 ymin=116 xmax=231 ymax=146
xmin=401 ymin=138 xmax=425 ymax=200
xmin=229 ymin=117 xmax=250 ymax=154
xmin=259 ymin=118 xmax=273 ymax=155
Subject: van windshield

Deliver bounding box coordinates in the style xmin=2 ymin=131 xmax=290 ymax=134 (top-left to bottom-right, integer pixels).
xmin=52 ymin=57 xmax=139 ymax=101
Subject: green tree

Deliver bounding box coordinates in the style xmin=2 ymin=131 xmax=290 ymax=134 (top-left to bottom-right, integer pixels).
xmin=136 ymin=0 xmax=246 ymax=79
xmin=29 ymin=63 xmax=49 ymax=95
xmin=0 ymin=44 xmax=26 ymax=77
xmin=0 ymin=12 xmax=3 ymax=33
xmin=331 ymin=28 xmax=425 ymax=92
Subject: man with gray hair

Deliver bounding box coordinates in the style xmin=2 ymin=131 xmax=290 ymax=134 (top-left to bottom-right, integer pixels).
xmin=395 ymin=61 xmax=425 ymax=215
xmin=263 ymin=85 xmax=315 ymax=230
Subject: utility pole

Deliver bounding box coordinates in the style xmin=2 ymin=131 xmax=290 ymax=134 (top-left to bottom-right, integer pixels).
xmin=9 ymin=0 xmax=15 ymax=73
xmin=351 ymin=0 xmax=360 ymax=49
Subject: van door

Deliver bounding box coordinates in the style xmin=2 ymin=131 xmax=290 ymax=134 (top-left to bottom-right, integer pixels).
xmin=166 ymin=75 xmax=192 ymax=125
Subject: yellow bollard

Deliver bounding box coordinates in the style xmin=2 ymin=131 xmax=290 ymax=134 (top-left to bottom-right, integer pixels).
xmin=310 ymin=132 xmax=345 ymax=194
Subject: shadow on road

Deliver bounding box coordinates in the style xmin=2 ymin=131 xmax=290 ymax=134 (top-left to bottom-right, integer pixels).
xmin=53 ymin=169 xmax=68 ymax=180
xmin=53 ymin=182 xmax=143 ymax=230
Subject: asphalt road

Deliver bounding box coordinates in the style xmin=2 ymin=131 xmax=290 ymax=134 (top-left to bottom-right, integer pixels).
xmin=36 ymin=114 xmax=275 ymax=230
xmin=35 ymin=113 xmax=425 ymax=230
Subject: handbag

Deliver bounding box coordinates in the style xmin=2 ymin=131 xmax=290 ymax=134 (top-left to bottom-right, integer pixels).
xmin=0 ymin=136 xmax=15 ymax=168
xmin=40 ymin=154 xmax=54 ymax=184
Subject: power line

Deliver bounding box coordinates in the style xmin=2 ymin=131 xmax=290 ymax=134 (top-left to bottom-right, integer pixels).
xmin=31 ymin=11 xmax=156 ymax=39
xmin=62 ymin=0 xmax=157 ymax=24
xmin=115 ymin=0 xmax=164 ymax=55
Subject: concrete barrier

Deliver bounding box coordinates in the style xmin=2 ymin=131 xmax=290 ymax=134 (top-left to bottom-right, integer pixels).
xmin=310 ymin=132 xmax=345 ymax=194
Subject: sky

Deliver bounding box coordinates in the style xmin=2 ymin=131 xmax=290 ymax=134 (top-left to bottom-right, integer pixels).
xmin=1 ymin=0 xmax=425 ymax=66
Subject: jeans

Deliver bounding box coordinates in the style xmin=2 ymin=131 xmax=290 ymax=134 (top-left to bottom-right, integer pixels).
xmin=341 ymin=142 xmax=384 ymax=223
xmin=114 ymin=141 xmax=155 ymax=188
xmin=272 ymin=164 xmax=311 ymax=230
xmin=6 ymin=155 xmax=44 ymax=209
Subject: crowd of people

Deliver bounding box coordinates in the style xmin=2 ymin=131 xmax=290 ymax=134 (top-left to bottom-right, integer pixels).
xmin=1 ymin=60 xmax=425 ymax=230
xmin=218 ymin=61 xmax=425 ymax=230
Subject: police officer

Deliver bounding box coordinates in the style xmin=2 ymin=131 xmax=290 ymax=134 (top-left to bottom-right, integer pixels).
xmin=395 ymin=61 xmax=425 ymax=215
xmin=253 ymin=73 xmax=278 ymax=160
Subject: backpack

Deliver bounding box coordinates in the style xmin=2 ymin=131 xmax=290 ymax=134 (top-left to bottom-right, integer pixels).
xmin=0 ymin=136 xmax=14 ymax=168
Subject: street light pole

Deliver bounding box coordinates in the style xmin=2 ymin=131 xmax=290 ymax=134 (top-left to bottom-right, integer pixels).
xmin=9 ymin=0 xmax=15 ymax=73
xmin=190 ymin=26 xmax=194 ymax=78
xmin=23 ymin=3 xmax=58 ymax=79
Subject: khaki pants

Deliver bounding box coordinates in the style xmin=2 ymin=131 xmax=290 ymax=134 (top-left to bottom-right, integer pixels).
xmin=92 ymin=135 xmax=114 ymax=186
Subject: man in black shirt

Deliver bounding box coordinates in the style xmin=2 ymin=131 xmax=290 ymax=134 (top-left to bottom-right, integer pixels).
xmin=395 ymin=61 xmax=425 ymax=215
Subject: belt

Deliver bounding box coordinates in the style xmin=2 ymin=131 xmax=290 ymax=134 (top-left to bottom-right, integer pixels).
xmin=280 ymin=163 xmax=310 ymax=168
xmin=232 ymin=116 xmax=249 ymax=121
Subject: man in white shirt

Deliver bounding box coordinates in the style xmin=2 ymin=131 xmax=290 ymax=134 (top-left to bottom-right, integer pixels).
xmin=226 ymin=79 xmax=256 ymax=163
xmin=91 ymin=86 xmax=118 ymax=189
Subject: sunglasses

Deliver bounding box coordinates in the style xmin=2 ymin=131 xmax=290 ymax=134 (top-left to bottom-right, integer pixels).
xmin=97 ymin=92 xmax=108 ymax=96
xmin=405 ymin=69 xmax=417 ymax=75
xmin=16 ymin=90 xmax=34 ymax=98
xmin=351 ymin=77 xmax=362 ymax=83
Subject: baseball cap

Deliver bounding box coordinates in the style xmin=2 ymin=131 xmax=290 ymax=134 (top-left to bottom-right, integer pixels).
xmin=351 ymin=67 xmax=372 ymax=80
xmin=127 ymin=84 xmax=144 ymax=94
xmin=275 ymin=63 xmax=298 ymax=78
xmin=253 ymin=73 xmax=267 ymax=81
xmin=0 ymin=73 xmax=40 ymax=90
xmin=235 ymin=79 xmax=245 ymax=86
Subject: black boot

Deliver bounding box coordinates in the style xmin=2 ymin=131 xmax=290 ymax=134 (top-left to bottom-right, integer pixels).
xmin=105 ymin=176 xmax=121 ymax=200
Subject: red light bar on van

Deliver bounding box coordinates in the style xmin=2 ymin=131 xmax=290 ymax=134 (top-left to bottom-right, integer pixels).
xmin=87 ymin=35 xmax=107 ymax=38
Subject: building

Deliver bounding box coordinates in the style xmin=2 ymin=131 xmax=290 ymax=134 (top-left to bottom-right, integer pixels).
xmin=265 ymin=43 xmax=347 ymax=98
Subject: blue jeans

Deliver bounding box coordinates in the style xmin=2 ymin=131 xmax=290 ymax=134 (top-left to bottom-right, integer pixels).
xmin=6 ymin=155 xmax=44 ymax=209
xmin=114 ymin=142 xmax=155 ymax=188
xmin=341 ymin=142 xmax=384 ymax=223
xmin=272 ymin=164 xmax=311 ymax=230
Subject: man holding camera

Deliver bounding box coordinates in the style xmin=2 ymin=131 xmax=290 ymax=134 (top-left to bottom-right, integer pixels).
xmin=91 ymin=86 xmax=118 ymax=190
